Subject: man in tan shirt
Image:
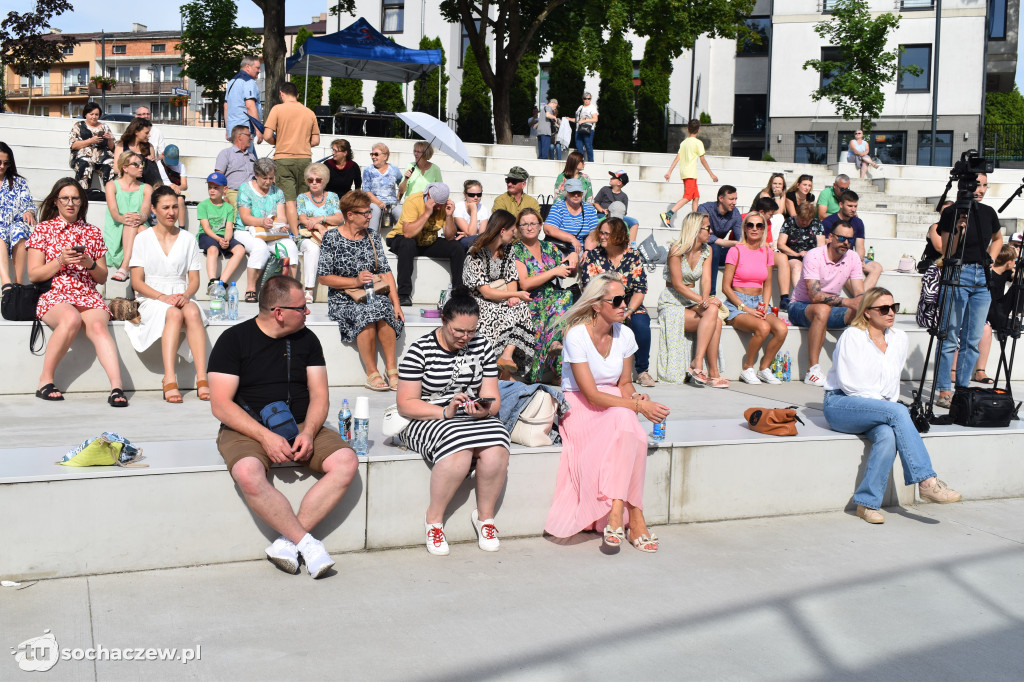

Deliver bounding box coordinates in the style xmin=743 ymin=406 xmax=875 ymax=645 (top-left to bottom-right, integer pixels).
xmin=491 ymin=166 xmax=540 ymax=218
xmin=265 ymin=82 xmax=319 ymax=231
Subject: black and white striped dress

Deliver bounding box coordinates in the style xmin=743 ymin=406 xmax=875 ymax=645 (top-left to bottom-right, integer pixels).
xmin=398 ymin=330 xmax=511 ymax=464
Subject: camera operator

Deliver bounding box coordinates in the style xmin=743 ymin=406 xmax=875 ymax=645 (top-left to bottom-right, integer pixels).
xmin=935 ymin=173 xmax=1003 ymax=408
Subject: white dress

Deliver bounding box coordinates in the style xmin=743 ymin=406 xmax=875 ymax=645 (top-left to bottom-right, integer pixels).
xmin=124 ymin=228 xmax=206 ymax=360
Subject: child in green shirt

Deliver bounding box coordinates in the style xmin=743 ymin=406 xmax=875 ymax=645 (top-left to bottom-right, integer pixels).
xmin=197 ymin=172 xmax=246 ymax=294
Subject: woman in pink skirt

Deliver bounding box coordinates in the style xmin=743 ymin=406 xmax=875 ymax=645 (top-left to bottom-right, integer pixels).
xmin=545 ymin=273 xmax=670 ymax=552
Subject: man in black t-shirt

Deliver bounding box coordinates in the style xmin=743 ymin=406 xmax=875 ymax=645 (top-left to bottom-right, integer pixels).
xmin=208 ymin=276 xmax=357 ymax=578
xmin=934 ymin=174 xmax=1004 ymax=407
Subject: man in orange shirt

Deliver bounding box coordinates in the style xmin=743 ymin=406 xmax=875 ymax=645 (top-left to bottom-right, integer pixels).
xmin=265 ymin=82 xmax=320 ymax=232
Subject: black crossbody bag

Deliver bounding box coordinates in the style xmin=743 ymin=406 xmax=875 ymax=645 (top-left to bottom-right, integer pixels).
xmin=239 ymin=339 xmax=301 ymax=442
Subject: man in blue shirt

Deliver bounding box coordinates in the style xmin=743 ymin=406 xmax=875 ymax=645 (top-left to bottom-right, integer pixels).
xmin=697 ymin=185 xmax=742 ymax=295
xmin=224 ymin=55 xmax=263 ymax=159
xmin=543 ymin=178 xmax=599 ymax=254
xmin=821 ymin=190 xmax=881 ymax=289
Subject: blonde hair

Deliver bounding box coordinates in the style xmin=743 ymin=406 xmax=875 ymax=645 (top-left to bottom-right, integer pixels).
xmin=740 ymin=213 xmax=768 ymax=250
xmin=116 ymin=151 xmax=142 ymax=175
xmin=670 ymin=212 xmax=707 ymax=256
xmin=850 ymin=287 xmax=894 ymax=329
xmin=560 ymin=272 xmax=625 ymax=332
xmin=413 ymin=140 xmax=434 ymax=161
xmin=371 ymin=142 xmax=390 ymax=159
xmin=304 ymin=162 xmax=330 ymax=184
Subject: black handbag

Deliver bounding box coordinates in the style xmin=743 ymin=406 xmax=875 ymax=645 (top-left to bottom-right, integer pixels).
xmin=949 ymin=386 xmax=1019 ymax=428
xmin=1 ymin=282 xmax=46 ymax=321
xmin=537 ymin=194 xmax=554 ymax=221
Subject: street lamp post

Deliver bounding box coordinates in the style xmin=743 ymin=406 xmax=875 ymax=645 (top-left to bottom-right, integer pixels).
xmin=100 ymin=31 xmax=106 ymax=112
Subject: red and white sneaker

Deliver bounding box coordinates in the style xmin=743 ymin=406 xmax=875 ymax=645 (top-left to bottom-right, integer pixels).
xmin=804 ymin=364 xmax=826 ymax=387
xmin=471 ymin=509 xmax=500 ymax=552
xmin=425 ymin=516 xmax=450 ymax=556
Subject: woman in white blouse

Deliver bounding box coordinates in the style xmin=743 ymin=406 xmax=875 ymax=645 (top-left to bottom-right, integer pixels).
xmin=823 ymin=287 xmax=961 ymax=524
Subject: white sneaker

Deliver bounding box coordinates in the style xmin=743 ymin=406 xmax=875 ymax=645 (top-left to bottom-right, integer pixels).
xmin=471 ymin=509 xmax=500 ymax=552
xmin=739 ymin=367 xmax=761 ymax=384
xmin=804 ymin=364 xmax=826 ymax=387
xmin=265 ymin=537 xmax=299 ymax=574
xmin=297 ymin=536 xmax=335 ymax=579
xmin=425 ymin=517 xmax=449 ymax=556
xmin=756 ymin=368 xmax=782 ymax=385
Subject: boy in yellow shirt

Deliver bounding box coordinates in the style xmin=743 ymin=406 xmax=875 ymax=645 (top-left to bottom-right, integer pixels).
xmin=661 ymin=118 xmax=718 ymax=227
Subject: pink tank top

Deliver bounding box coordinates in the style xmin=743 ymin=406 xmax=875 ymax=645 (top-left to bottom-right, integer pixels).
xmin=725 ymin=245 xmax=772 ymax=288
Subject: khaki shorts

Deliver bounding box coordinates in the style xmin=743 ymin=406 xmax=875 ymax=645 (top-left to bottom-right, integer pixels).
xmin=274 ymin=158 xmax=310 ymax=201
xmin=224 ymin=188 xmax=239 ymax=211
xmin=217 ymin=422 xmax=349 ymax=474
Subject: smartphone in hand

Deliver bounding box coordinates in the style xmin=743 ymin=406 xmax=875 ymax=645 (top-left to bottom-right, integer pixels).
xmin=72 ymin=245 xmax=86 ymax=253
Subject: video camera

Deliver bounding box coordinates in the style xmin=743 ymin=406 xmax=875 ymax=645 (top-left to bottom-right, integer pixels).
xmin=951 ymin=150 xmax=994 ymax=196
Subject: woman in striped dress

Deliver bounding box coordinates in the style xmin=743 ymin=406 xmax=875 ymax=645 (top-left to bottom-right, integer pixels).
xmin=396 ymin=291 xmax=511 ymax=556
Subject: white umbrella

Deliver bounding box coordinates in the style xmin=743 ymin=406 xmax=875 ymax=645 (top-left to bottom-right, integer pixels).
xmin=397 ymin=112 xmax=471 ymax=167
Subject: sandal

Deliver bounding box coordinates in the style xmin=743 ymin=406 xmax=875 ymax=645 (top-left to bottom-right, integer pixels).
xmin=35 ymin=382 xmax=65 ymax=401
xmin=685 ymin=366 xmax=708 ymax=387
xmin=244 ymin=291 xmax=258 ymax=303
xmin=364 ymin=372 xmax=390 ymax=392
xmin=108 ymin=387 xmax=129 ymax=407
xmin=162 ymin=381 xmax=183 ymax=404
xmin=196 ymin=379 xmax=211 ymax=401
xmin=708 ymin=376 xmax=731 ymax=389
xmin=602 ymin=525 xmax=625 ymax=547
xmin=630 ymin=532 xmax=659 ymax=553
xmin=936 ymin=393 xmax=953 ymax=409
xmin=304 ymin=289 xmax=315 ymax=305
xmin=110 ymin=268 xmax=128 ymax=282
xmin=386 ymin=369 xmax=400 ymax=391
xmin=972 ymin=370 xmax=994 ymax=385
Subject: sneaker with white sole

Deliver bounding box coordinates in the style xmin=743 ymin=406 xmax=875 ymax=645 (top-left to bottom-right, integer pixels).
xmin=804 ymin=364 xmax=826 ymax=387
xmin=659 ymin=211 xmax=673 ymax=228
xmin=296 ymin=535 xmax=335 ymax=579
xmin=637 ymin=371 xmax=656 ymax=387
xmin=265 ymin=537 xmax=299 ymax=574
xmin=471 ymin=509 xmax=500 ymax=551
xmin=919 ymin=478 xmax=962 ymax=504
xmin=425 ymin=517 xmax=449 ymax=556
xmin=739 ymin=367 xmax=761 ymax=384
xmin=756 ymin=368 xmax=782 ymax=385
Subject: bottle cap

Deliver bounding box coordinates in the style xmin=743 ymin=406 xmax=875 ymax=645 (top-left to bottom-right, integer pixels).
xmin=353 ymin=396 xmax=370 ymax=419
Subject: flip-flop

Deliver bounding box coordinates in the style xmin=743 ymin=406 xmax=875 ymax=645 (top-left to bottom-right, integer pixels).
xmin=35 ymin=383 xmax=64 ymax=401
xmin=108 ymin=387 xmax=129 ymax=407
xmin=685 ymin=366 xmax=708 ymax=387
xmin=386 ymin=369 xmax=400 ymax=391
xmin=364 ymin=372 xmax=390 ymax=392
xmin=196 ymin=379 xmax=211 ymax=401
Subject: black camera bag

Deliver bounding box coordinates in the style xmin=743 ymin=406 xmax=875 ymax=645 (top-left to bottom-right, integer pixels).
xmin=949 ymin=386 xmax=1018 ymax=428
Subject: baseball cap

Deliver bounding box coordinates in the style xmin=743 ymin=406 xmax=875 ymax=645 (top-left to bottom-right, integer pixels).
xmin=563 ymin=178 xmax=585 ymax=194
xmin=1012 ymin=232 xmax=1022 ymax=243
xmin=424 ymin=182 xmax=450 ymax=204
xmin=163 ymin=144 xmax=180 ymax=165
xmin=608 ymin=201 xmax=627 ymax=219
xmin=206 ymin=172 xmax=228 ymax=186
xmin=609 ymin=169 xmax=629 ymax=186
xmin=506 ymin=166 xmax=529 ymax=182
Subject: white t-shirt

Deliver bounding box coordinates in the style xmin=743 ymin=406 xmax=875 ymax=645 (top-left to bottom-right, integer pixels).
xmin=561 ymin=323 xmax=637 ymax=392
xmin=453 ymin=201 xmax=491 ymax=228
xmin=576 ymin=104 xmax=598 ymax=132
xmin=149 ymin=125 xmax=166 ymax=158
xmin=158 ymin=161 xmax=188 ymax=188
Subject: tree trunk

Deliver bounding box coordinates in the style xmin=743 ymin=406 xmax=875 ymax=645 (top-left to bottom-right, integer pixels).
xmin=254 ymin=0 xmax=286 ymax=113
xmin=492 ymin=70 xmax=513 ymax=144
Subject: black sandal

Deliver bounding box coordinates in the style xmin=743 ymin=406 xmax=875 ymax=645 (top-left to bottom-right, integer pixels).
xmin=108 ymin=387 xmax=129 ymax=407
xmin=972 ymin=371 xmax=995 ymax=385
xmin=35 ymin=383 xmax=65 ymax=401
xmin=244 ymin=291 xmax=258 ymax=303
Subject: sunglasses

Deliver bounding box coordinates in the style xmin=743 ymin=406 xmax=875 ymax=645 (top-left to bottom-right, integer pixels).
xmin=832 ymin=234 xmax=855 ymax=244
xmin=744 ymin=222 xmax=764 ymax=229
xmin=307 ymin=177 xmax=323 ymax=183
xmin=370 ymin=152 xmax=382 ymax=157
xmin=602 ymin=295 xmax=627 ymax=308
xmin=465 ymin=192 xmax=482 ymax=198
xmin=505 ymin=178 xmax=524 ymax=185
xmin=128 ymin=162 xmax=144 ymax=168
xmin=868 ymin=303 xmax=900 ymax=315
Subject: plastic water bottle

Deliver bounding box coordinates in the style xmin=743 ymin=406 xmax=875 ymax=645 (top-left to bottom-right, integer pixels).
xmin=209 ymin=280 xmax=225 ymax=321
xmin=867 ymin=246 xmax=875 ymax=262
xmin=783 ymin=351 xmax=792 ymax=382
xmin=352 ymin=417 xmax=369 ymax=456
xmin=363 ymin=279 xmax=375 ymax=302
xmin=338 ymin=399 xmax=352 ymax=441
xmin=226 ymin=281 xmax=239 ymax=321
xmin=652 ymin=421 xmax=666 ymax=441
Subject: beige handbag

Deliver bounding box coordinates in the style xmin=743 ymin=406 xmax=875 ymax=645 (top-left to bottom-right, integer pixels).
xmin=344 ymin=235 xmax=391 ymax=303
xmin=509 ymin=391 xmax=557 ymax=447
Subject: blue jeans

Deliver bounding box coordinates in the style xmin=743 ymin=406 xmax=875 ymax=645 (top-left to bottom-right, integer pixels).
xmin=936 ymin=263 xmax=991 ymax=391
xmin=708 ymin=242 xmax=731 ymax=296
xmin=823 ymin=390 xmax=936 ymax=509
xmin=537 ymin=135 xmax=552 ymax=160
xmin=551 ymin=142 xmax=563 ymax=161
xmin=575 ymin=131 xmax=594 ymax=162
xmin=626 ymin=311 xmax=651 ymax=373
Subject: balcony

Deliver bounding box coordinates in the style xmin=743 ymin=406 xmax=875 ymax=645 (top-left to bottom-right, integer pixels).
xmin=7 ymin=83 xmax=91 ymax=98
xmin=88 ymin=81 xmax=183 ymax=97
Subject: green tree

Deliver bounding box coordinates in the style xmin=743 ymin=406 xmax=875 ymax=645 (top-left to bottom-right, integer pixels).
xmin=801 ymin=0 xmax=919 ymax=134
xmin=546 ymin=41 xmax=585 ymax=115
xmin=509 ymin=52 xmax=539 ymax=137
xmin=177 ymin=0 xmax=261 ymax=127
xmin=372 ymin=81 xmax=406 ymax=137
xmin=636 ymin=35 xmax=671 ymax=153
xmin=986 ymin=85 xmax=1024 ymax=125
xmin=1 ymin=0 xmax=78 ymax=112
xmin=290 ymin=27 xmax=323 ymax=108
xmin=984 ymin=85 xmax=1024 ymax=161
xmin=328 ymin=77 xmax=363 ymax=112
xmin=597 ymin=32 xmax=635 ymax=151
xmin=458 ymin=45 xmax=493 ymax=144
xmin=412 ymin=36 xmax=448 ymax=120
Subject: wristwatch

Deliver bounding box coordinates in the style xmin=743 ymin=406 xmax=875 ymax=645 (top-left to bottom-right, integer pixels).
xmin=87 ymin=260 xmax=98 ymax=271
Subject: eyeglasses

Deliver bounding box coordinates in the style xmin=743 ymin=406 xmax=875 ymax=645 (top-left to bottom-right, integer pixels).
xmin=128 ymin=162 xmax=143 ymax=168
xmin=349 ymin=209 xmax=373 ymax=217
xmin=449 ymin=325 xmax=478 ymax=337
xmin=274 ymin=304 xmax=309 ymax=313
xmin=238 ymin=131 xmax=252 ymax=138
xmin=601 ymin=295 xmax=627 ymax=308
xmin=519 ymin=221 xmax=540 ymax=227
xmin=465 ymin=192 xmax=482 ymax=198
xmin=868 ymin=303 xmax=900 ymax=315
xmin=306 ymin=177 xmax=323 ymax=184
xmin=599 ymin=231 xmax=612 ymax=238
xmin=0 ymin=160 xmax=11 ymax=167
xmin=832 ymin=234 xmax=855 ymax=244
xmin=505 ymin=178 xmax=524 ymax=185
xmin=57 ymin=196 xmax=82 ymax=205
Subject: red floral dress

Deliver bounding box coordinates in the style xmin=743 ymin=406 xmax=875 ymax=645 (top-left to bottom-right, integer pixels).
xmin=27 ymin=217 xmax=109 ymax=318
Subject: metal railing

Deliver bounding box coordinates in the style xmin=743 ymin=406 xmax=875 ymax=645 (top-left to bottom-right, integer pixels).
xmin=89 ymin=82 xmax=183 ymax=97
xmin=983 ymin=124 xmax=1024 ymax=162
xmin=7 ymin=84 xmax=91 ymax=98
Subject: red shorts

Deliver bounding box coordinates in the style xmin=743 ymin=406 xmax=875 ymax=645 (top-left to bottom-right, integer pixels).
xmin=682 ymin=178 xmax=699 ymax=201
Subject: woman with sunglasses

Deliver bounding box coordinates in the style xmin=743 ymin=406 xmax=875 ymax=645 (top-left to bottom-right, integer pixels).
xmin=464 ymin=210 xmax=535 ymax=378
xmin=124 ymin=185 xmax=209 ymax=403
xmin=317 ymin=190 xmax=403 ymax=391
xmin=103 ymin=151 xmax=153 ymax=283
xmin=399 ymin=141 xmax=442 ymax=199
xmin=751 ymin=172 xmax=786 ymax=212
xmin=27 ymin=178 xmax=127 ymax=406
xmin=396 ymin=290 xmax=510 ymax=555
xmin=784 ymin=174 xmax=815 ymax=219
xmin=658 ymin=212 xmax=727 ymax=387
xmin=324 ymin=138 xmax=361 ymax=197
xmin=722 ymin=214 xmax=788 ymax=384
xmin=553 ymin=151 xmax=593 ymax=203
xmin=294 ymin=163 xmax=340 ymax=303
xmin=512 ymin=208 xmax=575 ymax=382
xmin=546 ymin=273 xmax=670 ymax=552
xmin=0 ymin=142 xmax=36 ymax=288
xmin=823 ymin=287 xmax=961 ymax=524
xmin=848 ymin=130 xmax=882 ymax=178
xmin=362 ymin=143 xmax=404 ymax=233
xmin=453 ymin=179 xmax=490 ymax=247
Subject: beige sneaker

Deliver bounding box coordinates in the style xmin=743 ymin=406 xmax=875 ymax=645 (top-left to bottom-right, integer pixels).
xmin=857 ymin=505 xmax=885 ymax=524
xmin=919 ymin=479 xmax=962 ymax=504
xmin=637 ymin=371 xmax=656 ymax=387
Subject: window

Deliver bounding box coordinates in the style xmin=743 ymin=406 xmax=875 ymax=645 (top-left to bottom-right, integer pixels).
xmin=819 ymin=47 xmax=843 ymax=89
xmin=112 ymin=44 xmax=126 ymax=55
xmin=900 ymin=0 xmax=934 ymax=8
xmin=151 ymin=44 xmax=166 ymax=53
xmin=61 ymin=45 xmax=74 ymax=55
xmin=795 ymin=131 xmax=829 ymax=164
xmin=867 ymin=130 xmax=907 ymax=165
xmin=151 ymin=65 xmax=179 ymax=82
xmin=990 ymin=0 xmax=1007 ymax=39
xmin=820 ymin=0 xmax=839 ymax=13
xmin=19 ymin=74 xmax=45 ymax=87
xmin=733 ymin=95 xmax=767 ymax=136
xmin=62 ymin=67 xmax=88 ymax=93
xmin=898 ymin=44 xmax=930 ymax=92
xmin=116 ymin=66 xmax=140 ymax=83
xmin=917 ymin=131 xmax=952 ymax=166
xmin=737 ymin=17 xmax=770 ymax=56
xmin=460 ymin=20 xmax=481 ymax=68
xmin=382 ymin=0 xmax=404 ymax=34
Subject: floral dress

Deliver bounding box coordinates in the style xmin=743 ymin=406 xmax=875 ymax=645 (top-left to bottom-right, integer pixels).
xmin=511 ymin=240 xmax=574 ymax=382
xmin=27 ymin=217 xmax=109 ymax=318
xmin=317 ymin=228 xmax=403 ymax=343
xmin=296 ymin=191 xmax=340 ymax=245
xmin=553 ymin=172 xmax=593 ymax=202
xmin=463 ymin=247 xmax=535 ymax=371
xmin=0 ymin=176 xmax=35 ymax=248
xmin=580 ymin=246 xmax=647 ymax=315
xmin=656 ymin=244 xmax=726 ymax=382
